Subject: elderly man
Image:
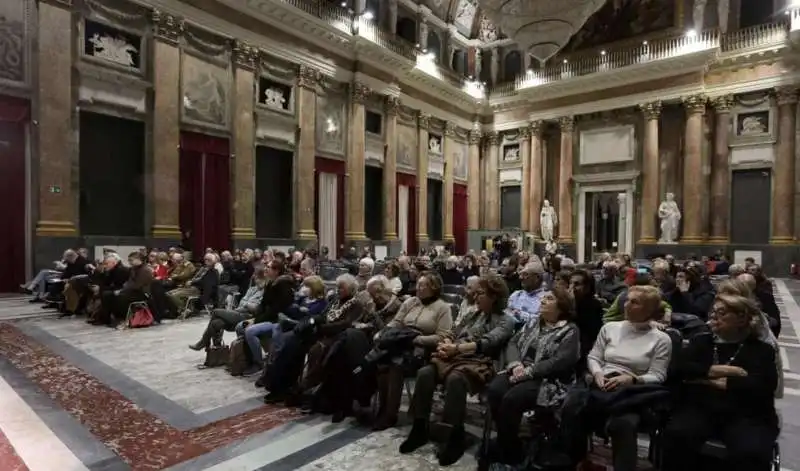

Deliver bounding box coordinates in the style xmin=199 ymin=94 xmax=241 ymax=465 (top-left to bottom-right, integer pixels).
xmin=596 ymin=261 xmax=626 ymax=305
xmin=89 ymin=253 xmax=130 ymax=326
xmin=506 ymin=261 xmax=547 ymax=324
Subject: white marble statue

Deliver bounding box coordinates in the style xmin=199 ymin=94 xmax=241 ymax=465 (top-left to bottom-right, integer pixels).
xmin=658 ymin=192 xmax=681 ymax=244
xmin=540 ymin=199 xmax=557 ymax=243
xmin=89 ymin=33 xmax=138 ymax=67
xmin=264 ymin=87 xmax=287 ymax=109
xmin=692 ymin=0 xmax=707 ymax=31
xmin=429 ymin=136 xmax=441 ymax=154
xmin=544 ymin=240 xmax=557 ymax=255
xmin=504 ymin=146 xmax=519 ymax=161
xmin=717 ymin=0 xmax=730 ymax=32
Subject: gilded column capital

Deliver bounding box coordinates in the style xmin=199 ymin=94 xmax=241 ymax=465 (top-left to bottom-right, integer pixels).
xmin=639 ymin=101 xmax=662 ymax=120
xmin=468 ymin=128 xmax=481 ymax=145
xmin=351 ymin=82 xmax=371 ymax=104
xmin=775 ymin=87 xmax=799 ymax=106
xmin=417 ymin=112 xmax=430 ymax=130
xmin=682 ymin=95 xmax=707 ymax=114
xmin=384 ymin=96 xmax=401 ymax=116
xmin=529 ymin=120 xmax=544 ymax=137
xmin=152 ymin=10 xmax=184 ymax=45
xmin=232 ymin=41 xmax=257 ymax=71
xmin=486 ymin=131 xmax=500 ymax=146
xmin=559 ymin=116 xmax=575 ymax=133
xmin=711 ymin=95 xmax=735 ymax=113
xmin=518 ymin=126 xmax=531 ymax=140
xmin=297 ymin=65 xmax=321 ymax=90
xmin=444 ymin=122 xmax=457 ymax=137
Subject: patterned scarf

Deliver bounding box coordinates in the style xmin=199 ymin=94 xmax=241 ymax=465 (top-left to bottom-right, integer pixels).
xmin=325 ymin=295 xmax=358 ymax=322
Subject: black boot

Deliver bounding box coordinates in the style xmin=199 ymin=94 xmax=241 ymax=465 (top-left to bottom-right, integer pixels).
xmin=399 ymin=419 xmax=429 ymax=454
xmin=189 ymin=327 xmax=213 ymax=351
xmin=436 ymin=426 xmax=465 ymax=466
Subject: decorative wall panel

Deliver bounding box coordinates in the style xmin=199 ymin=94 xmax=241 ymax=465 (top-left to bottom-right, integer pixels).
xmin=0 ymin=0 xmax=29 ymax=86
xmin=579 ymin=125 xmax=635 ymax=165
xmin=453 ymin=140 xmax=468 ymax=181
xmin=181 ymin=53 xmax=231 ymax=128
xmin=397 ymin=123 xmax=417 ymax=170
xmin=315 ymin=88 xmax=347 ymax=157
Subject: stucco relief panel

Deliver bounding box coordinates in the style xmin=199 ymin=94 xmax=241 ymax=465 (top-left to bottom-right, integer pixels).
xmin=0 ymin=0 xmax=30 ymax=85
xmin=316 ymin=90 xmax=347 ymax=156
xmin=397 ymin=123 xmax=417 ymax=170
xmin=181 ymin=52 xmax=231 ymax=128
xmin=453 ymin=140 xmax=468 ymax=180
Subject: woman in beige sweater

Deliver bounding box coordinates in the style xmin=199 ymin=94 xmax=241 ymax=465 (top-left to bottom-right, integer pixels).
xmin=373 ymin=271 xmax=453 ymax=430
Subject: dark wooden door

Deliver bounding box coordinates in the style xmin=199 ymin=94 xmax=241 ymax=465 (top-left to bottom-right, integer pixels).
xmin=501 ymin=185 xmax=521 ymax=229
xmin=730 ymin=169 xmax=771 ymax=244
xmin=0 ymin=120 xmax=25 ymax=292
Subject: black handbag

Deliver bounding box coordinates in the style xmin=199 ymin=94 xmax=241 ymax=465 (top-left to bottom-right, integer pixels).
xmin=203 ymin=343 xmax=230 ymax=368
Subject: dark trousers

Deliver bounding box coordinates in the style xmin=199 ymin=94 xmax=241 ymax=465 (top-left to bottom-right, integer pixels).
xmin=98 ymin=289 xmax=146 ymax=324
xmin=411 ymin=364 xmax=471 ymax=428
xmin=486 ymin=374 xmax=541 ymax=460
xmin=661 ymin=407 xmax=777 ymax=471
xmin=208 ymin=309 xmax=250 ymax=334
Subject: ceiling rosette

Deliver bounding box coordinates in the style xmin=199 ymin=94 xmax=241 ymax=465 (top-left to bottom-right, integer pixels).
xmin=477 ymin=0 xmax=607 ymax=63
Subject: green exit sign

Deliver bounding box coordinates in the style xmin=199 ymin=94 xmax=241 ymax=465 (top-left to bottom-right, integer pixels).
xmin=48 ymin=185 xmax=61 ymax=194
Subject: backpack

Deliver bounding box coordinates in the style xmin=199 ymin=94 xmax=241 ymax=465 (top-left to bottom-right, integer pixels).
xmin=227 ymin=338 xmax=248 ymax=376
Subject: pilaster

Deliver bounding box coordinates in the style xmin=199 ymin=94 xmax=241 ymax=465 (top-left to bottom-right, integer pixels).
xmin=557 ymin=117 xmax=574 ymax=243
xmin=417 ymin=112 xmax=430 ymax=244
xmin=709 ymin=95 xmax=734 ymax=243
xmin=383 ymin=96 xmax=400 ymax=240
xmin=681 ymin=94 xmax=707 ymax=243
xmin=486 ymin=131 xmax=500 ymax=230
xmin=519 ymin=126 xmax=532 ymax=232
xmin=773 ymin=87 xmax=798 ymax=244
xmin=638 ymin=101 xmax=661 ymax=243
xmin=528 ymin=121 xmax=544 ymax=238
xmin=345 ymin=81 xmax=370 ymax=242
xmin=467 ymin=127 xmax=481 ymax=230
xmin=443 ymin=122 xmax=456 ymax=242
xmin=231 ymin=42 xmax=258 ymax=240
xmin=295 ymin=65 xmax=321 ymax=241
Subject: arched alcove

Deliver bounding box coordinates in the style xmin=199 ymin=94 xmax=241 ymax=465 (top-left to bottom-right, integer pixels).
xmin=397 ymin=17 xmax=417 ymax=44
xmin=452 ymin=49 xmax=467 ymax=75
xmin=427 ymin=31 xmax=441 ymax=62
xmin=503 ymin=50 xmax=522 ymax=81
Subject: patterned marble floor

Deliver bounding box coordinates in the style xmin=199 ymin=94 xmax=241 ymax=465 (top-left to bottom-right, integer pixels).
xmin=1 ymin=282 xmax=800 ymax=471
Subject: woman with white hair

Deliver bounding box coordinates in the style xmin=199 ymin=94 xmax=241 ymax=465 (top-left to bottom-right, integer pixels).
xmin=356 ymin=257 xmax=375 ymax=289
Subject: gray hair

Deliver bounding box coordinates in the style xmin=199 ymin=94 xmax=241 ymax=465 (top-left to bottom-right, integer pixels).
xmin=729 ymin=264 xmax=745 ymax=276
xmin=336 ymin=273 xmax=359 ymax=294
xmin=366 ymin=275 xmax=391 ymax=294
xmin=104 ymin=252 xmax=122 ymax=263
xmin=521 ymin=260 xmax=545 ymax=275
xmin=465 ymin=275 xmax=480 ymax=287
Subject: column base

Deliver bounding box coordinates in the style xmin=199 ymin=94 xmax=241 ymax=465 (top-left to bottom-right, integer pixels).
xmin=296 ymin=229 xmax=318 ymax=240
xmin=558 ymin=237 xmax=574 ymax=244
xmin=770 ymin=236 xmax=794 ymax=245
xmin=706 ymin=236 xmax=729 ymax=244
xmin=383 ymin=232 xmax=398 ymax=241
xmin=344 ymin=231 xmax=368 ymax=241
xmin=36 ymin=220 xmax=77 ymax=237
xmin=443 ymin=234 xmax=455 ymax=242
xmin=637 ymin=237 xmax=657 ymax=244
xmin=151 ymin=224 xmax=182 ymax=238
xmin=680 ymin=236 xmax=704 ymax=243
xmin=232 ymin=227 xmax=257 ymax=239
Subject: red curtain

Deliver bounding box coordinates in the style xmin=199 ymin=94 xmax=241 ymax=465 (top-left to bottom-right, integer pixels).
xmin=0 ymin=96 xmax=28 ymax=292
xmin=179 ymin=132 xmax=230 ymax=257
xmin=397 ymin=172 xmax=417 ymax=256
xmin=453 ymin=184 xmax=468 ymax=255
xmin=315 ymin=157 xmax=345 ymax=258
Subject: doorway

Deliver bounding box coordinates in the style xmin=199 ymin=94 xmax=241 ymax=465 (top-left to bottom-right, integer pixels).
xmin=583 ymin=191 xmax=622 ymax=261
xmin=730 ymin=169 xmax=771 ymax=244
xmin=0 ymin=116 xmax=26 ymax=292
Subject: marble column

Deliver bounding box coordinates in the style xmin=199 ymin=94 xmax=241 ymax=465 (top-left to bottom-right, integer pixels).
xmin=416 ymin=113 xmax=430 ymax=245
xmin=36 ymin=0 xmax=77 ymax=237
xmin=149 ymin=10 xmax=183 ymax=240
xmin=709 ymin=95 xmax=734 ymax=243
xmin=467 ymin=127 xmax=481 ymax=230
xmin=443 ymin=122 xmax=456 ymax=241
xmin=346 ymin=82 xmax=370 ymax=242
xmin=383 ymin=96 xmax=400 ymax=240
xmin=419 ymin=19 xmax=429 ymax=50
xmin=519 ymin=126 xmax=532 ymax=231
xmin=638 ymin=101 xmax=661 ymax=243
xmin=230 ymin=42 xmax=257 ymax=241
xmin=773 ymin=87 xmax=798 ymax=244
xmin=388 ymin=0 xmax=398 ymax=33
xmin=558 ymin=117 xmax=575 ymax=243
xmin=295 ymin=66 xmax=320 ymax=241
xmin=681 ymin=95 xmax=707 ymax=243
xmin=529 ymin=121 xmax=544 ymax=238
xmin=486 ymin=131 xmax=500 ymax=230
xmin=490 ymin=48 xmax=499 ymax=84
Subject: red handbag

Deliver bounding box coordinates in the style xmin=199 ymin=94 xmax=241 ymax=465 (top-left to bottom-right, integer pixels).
xmin=129 ymin=307 xmax=154 ymax=328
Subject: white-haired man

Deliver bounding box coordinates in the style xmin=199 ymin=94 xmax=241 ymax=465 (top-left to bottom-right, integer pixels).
xmin=506 ymin=261 xmax=546 ymax=324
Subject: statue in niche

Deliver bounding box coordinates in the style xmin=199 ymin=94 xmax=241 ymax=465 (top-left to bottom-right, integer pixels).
xmin=740 ymin=115 xmax=767 ymax=135
xmin=504 ymin=146 xmax=519 ymax=161
xmin=263 ymin=87 xmax=286 ymax=109
xmin=540 ymin=199 xmax=557 ymax=243
xmin=429 ymin=136 xmax=441 ymax=154
xmin=658 ymin=192 xmax=681 ymax=244
xmin=89 ymin=33 xmax=138 ymax=67
xmin=479 ymin=15 xmax=497 ymax=42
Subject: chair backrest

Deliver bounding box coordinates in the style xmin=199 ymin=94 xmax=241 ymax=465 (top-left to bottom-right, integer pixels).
xmin=670 ymin=312 xmax=711 ymax=341
xmin=442 ymin=293 xmax=462 ymax=306
xmin=443 ymin=284 xmax=466 ymax=296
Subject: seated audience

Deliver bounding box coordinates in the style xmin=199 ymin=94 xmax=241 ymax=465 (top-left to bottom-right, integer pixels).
xmin=22 ymin=253 xmax=69 ymax=302
xmin=561 ymin=285 xmax=673 ymax=471
xmin=401 ymin=274 xmax=514 ymax=465
xmin=383 ymin=262 xmax=403 ymax=295
xmin=596 ymin=261 xmax=626 ymax=305
xmin=746 ymin=265 xmax=780 ymax=336
xmin=163 ymin=252 xmax=196 ymax=290
xmin=151 ymin=252 xmax=170 ymax=280
xmin=569 ymin=269 xmax=604 ymax=371
xmin=373 ymin=271 xmax=453 ymax=430
xmin=89 ymin=253 xmax=131 ymax=326
xmin=361 ymin=275 xmax=403 ymax=335
xmin=110 ymin=251 xmax=154 ymax=324
xmin=53 ymin=249 xmax=93 ymax=313
xmin=603 ymin=274 xmax=672 ymax=324
xmin=506 ymin=261 xmax=547 ymax=324
xmin=661 ymin=294 xmax=779 ymax=471
xmin=500 ymin=255 xmax=522 ymax=293
xmin=454 ymin=276 xmax=480 ymax=326
xmin=189 ymin=265 xmax=267 ymax=351
xmin=167 ymin=253 xmax=220 ymax=315
xmin=669 ymin=263 xmax=715 ymax=319
xmin=484 ymin=288 xmax=579 ymax=465
xmin=440 ymin=256 xmax=464 ymax=285
xmin=356 ymin=257 xmax=375 ymax=289
xmin=272 ymin=275 xmax=329 ymax=355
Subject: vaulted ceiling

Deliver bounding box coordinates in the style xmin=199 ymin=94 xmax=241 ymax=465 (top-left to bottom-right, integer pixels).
xmin=413 ymin=0 xmax=489 ymax=40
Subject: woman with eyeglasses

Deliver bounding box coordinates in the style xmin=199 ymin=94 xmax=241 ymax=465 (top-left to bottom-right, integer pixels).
xmin=660 ymin=294 xmax=778 ymax=471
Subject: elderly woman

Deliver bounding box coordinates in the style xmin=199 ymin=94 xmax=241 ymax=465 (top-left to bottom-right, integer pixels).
xmin=561 ymin=285 xmax=673 ymax=471
xmin=263 ymin=274 xmax=365 ymax=404
xmin=661 ymin=294 xmax=779 ymax=471
xmin=401 ymin=274 xmax=514 ymax=466
xmin=441 ymin=256 xmax=464 ymax=285
xmin=373 ymin=271 xmax=453 ymax=430
xmin=361 ymin=275 xmax=403 ymax=335
xmin=484 ymin=288 xmax=579 ymax=466
xmin=356 ymin=257 xmax=375 ymax=289
xmin=454 ymin=276 xmax=480 ymax=326
xmin=383 ymin=262 xmax=404 ymax=295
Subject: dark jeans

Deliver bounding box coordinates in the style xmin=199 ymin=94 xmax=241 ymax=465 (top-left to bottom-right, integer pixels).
xmin=486 ymin=374 xmax=541 ymax=460
xmin=411 ymin=364 xmax=471 ymax=428
xmin=661 ymin=407 xmax=777 ymax=471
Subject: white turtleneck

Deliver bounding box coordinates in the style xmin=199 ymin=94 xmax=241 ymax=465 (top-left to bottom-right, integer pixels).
xmin=587 ymin=320 xmax=672 ymax=384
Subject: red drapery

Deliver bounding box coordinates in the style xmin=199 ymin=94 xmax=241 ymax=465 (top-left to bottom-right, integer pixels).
xmin=179 ymin=131 xmax=230 ymax=257
xmin=397 ymin=172 xmax=417 ymax=256
xmin=0 ymin=95 xmax=28 ymax=292
xmin=453 ymin=184 xmax=468 ymax=255
xmin=315 ymin=157 xmax=345 ymax=258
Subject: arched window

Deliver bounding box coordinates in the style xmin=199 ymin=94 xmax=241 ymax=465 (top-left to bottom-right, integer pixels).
xmin=452 ymin=49 xmax=467 ymax=75
xmin=397 ymin=17 xmax=417 ymax=44
xmin=427 ymin=31 xmax=441 ymax=62
xmin=503 ymin=50 xmax=521 ymax=81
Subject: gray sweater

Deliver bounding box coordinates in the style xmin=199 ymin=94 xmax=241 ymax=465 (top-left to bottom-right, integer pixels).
xmin=587 ymin=321 xmax=672 ymax=384
xmin=506 ymin=320 xmax=580 ymax=380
